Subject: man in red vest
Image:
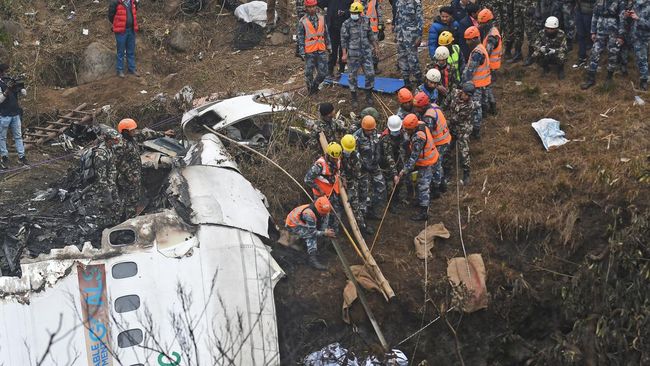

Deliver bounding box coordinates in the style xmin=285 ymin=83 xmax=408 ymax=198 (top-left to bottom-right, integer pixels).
xmin=108 ymin=0 xmax=139 ymax=78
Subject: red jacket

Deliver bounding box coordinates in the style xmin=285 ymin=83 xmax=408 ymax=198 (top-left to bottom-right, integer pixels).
xmin=112 ymin=0 xmax=138 ymax=33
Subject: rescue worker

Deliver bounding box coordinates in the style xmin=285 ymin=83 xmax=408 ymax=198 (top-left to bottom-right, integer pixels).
xmin=412 ymin=92 xmax=448 ymax=197
xmin=394 ymin=0 xmax=424 ymax=89
xmin=512 ymin=0 xmax=540 ymax=65
xmin=353 ymin=115 xmax=386 ymax=220
xmin=478 ymin=8 xmax=501 ymax=116
xmin=553 ymin=0 xmax=577 ymax=52
xmin=304 ymin=142 xmax=344 ymax=232
xmin=340 ymin=134 xmax=373 ymax=234
xmin=396 ymin=87 xmax=414 ymax=119
xmin=297 ymin=0 xmax=332 ymax=95
xmin=580 ymin=0 xmax=625 ymax=90
xmin=428 ymin=7 xmax=461 ymax=58
xmin=443 ymin=82 xmax=476 ymax=186
xmin=437 ymin=31 xmax=464 ymax=83
xmin=361 ymin=0 xmax=383 ymax=72
xmin=341 ymin=1 xmax=379 ymax=108
xmin=462 ymin=26 xmax=491 ymax=139
xmin=380 ymin=115 xmax=408 ymax=211
xmin=309 ymin=102 xmax=348 ymax=148
xmin=115 ymin=118 xmax=174 ymax=219
xmin=319 ymin=0 xmax=353 ymax=77
xmin=433 ymin=46 xmax=460 ymax=98
xmin=76 ymin=125 xmax=122 ymax=229
xmin=574 ymin=0 xmax=596 ymax=68
xmin=393 ymin=113 xmax=439 ymax=221
xmin=624 ymin=0 xmax=650 ymax=91
xmin=285 ymin=196 xmax=335 ymax=270
xmin=530 ymin=16 xmax=568 ymax=79
xmin=417 ymin=69 xmax=444 ymax=105
xmin=350 ymin=107 xmax=381 ymax=132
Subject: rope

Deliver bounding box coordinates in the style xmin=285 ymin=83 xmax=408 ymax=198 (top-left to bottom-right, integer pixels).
xmin=396 ymin=305 xmax=457 ymax=346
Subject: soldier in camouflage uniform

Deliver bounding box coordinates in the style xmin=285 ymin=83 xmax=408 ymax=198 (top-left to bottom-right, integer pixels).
xmin=394 ymin=0 xmax=424 ymax=89
xmin=353 ymin=116 xmax=386 ymax=220
xmin=340 ymin=134 xmax=373 ymax=234
xmin=115 ymin=118 xmax=172 ymax=220
xmin=76 ymin=126 xmax=122 ymax=229
xmin=309 ymin=102 xmax=349 ymax=149
xmin=443 ymin=82 xmax=477 ymax=186
xmin=341 ymin=2 xmax=379 ymax=107
xmin=580 ymin=0 xmax=626 ymax=89
xmin=380 ymin=115 xmax=409 ymax=210
xmin=285 ymin=196 xmax=335 ymax=270
xmin=297 ymin=0 xmax=331 ymax=95
xmin=509 ymin=0 xmax=540 ymax=63
xmin=553 ymin=0 xmax=576 ymax=51
xmin=530 ymin=16 xmax=569 ymax=79
xmin=625 ymin=0 xmax=650 ymax=90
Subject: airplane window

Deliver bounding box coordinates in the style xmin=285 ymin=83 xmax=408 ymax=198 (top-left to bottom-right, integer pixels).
xmin=115 ymin=295 xmax=140 ymax=313
xmin=118 ymin=329 xmax=143 ymax=348
xmin=109 ymin=229 xmax=136 ymax=246
xmin=112 ymin=262 xmax=138 ymax=279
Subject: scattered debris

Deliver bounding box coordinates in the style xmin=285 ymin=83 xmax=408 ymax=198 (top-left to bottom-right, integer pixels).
xmin=173 ymin=85 xmax=195 ymax=111
xmin=633 ymin=96 xmax=645 ymax=106
xmin=303 ymin=343 xmax=408 ymax=365
xmin=413 ymin=223 xmax=450 ymax=260
xmin=531 ymin=118 xmax=569 ymax=151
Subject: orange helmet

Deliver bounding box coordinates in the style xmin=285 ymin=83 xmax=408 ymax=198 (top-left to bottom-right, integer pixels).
xmin=397 ymin=88 xmax=413 ymax=103
xmin=305 ymin=0 xmax=317 ymax=6
xmin=361 ymin=115 xmax=377 ymax=130
xmin=464 ymin=26 xmax=480 ymax=40
xmin=314 ymin=196 xmax=332 ymax=215
xmin=478 ymin=9 xmax=494 ymax=24
xmin=413 ymin=92 xmax=430 ymax=108
xmin=117 ymin=118 xmax=137 ymax=133
xmin=403 ymin=114 xmax=419 ymax=129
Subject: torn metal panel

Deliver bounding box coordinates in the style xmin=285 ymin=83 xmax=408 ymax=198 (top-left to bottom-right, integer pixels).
xmin=182 ymin=133 xmax=240 ymax=171
xmin=141 ymin=136 xmax=186 ymax=157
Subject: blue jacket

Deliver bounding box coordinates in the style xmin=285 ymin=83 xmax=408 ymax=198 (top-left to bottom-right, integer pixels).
xmin=458 ymin=15 xmax=477 ymax=62
xmin=427 ymin=17 xmax=460 ymax=57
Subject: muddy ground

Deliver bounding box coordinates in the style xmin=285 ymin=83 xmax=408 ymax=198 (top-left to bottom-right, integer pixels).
xmin=1 ymin=0 xmax=649 ymax=364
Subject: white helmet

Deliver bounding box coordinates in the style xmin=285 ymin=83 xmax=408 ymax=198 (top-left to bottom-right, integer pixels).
xmin=425 ymin=68 xmax=442 ymax=83
xmin=545 ymin=16 xmax=559 ymax=29
xmin=387 ymin=115 xmax=402 ymax=132
xmin=434 ymin=46 xmax=450 ymax=61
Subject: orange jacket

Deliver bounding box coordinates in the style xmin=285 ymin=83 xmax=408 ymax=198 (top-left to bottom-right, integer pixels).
xmin=412 ymin=124 xmax=439 ymax=167
xmin=286 ymin=204 xmax=317 ymax=228
xmin=312 ymin=156 xmax=341 ymax=197
xmin=482 ymin=26 xmax=502 ymax=70
xmin=470 ymin=44 xmax=491 ymax=88
xmin=424 ymin=105 xmax=452 ymax=146
xmin=365 ymin=0 xmax=379 ymax=32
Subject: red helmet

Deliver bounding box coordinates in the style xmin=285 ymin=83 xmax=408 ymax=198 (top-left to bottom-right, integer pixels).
xmin=305 ymin=0 xmax=317 ymax=6
xmin=314 ymin=196 xmax=332 ymax=215
xmin=464 ymin=26 xmax=480 ymax=40
xmin=403 ymin=114 xmax=419 ymax=129
xmin=478 ymin=9 xmax=494 ymax=24
xmin=397 ymin=88 xmax=413 ymax=103
xmin=413 ymin=92 xmax=430 ymax=108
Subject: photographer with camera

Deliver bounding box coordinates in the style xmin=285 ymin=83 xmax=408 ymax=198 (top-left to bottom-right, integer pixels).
xmin=0 ymin=63 xmax=27 ymax=169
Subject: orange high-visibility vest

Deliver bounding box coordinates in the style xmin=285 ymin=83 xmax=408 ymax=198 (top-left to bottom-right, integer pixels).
xmin=470 ymin=44 xmax=491 ymax=88
xmin=424 ymin=104 xmax=452 ymax=146
xmin=412 ymin=123 xmax=439 ymax=167
xmin=365 ymin=0 xmax=379 ymax=32
xmin=286 ymin=204 xmax=317 ymax=228
xmin=312 ymin=156 xmax=341 ymax=197
xmin=482 ymin=26 xmax=502 ymax=70
xmin=302 ymin=15 xmax=327 ymax=53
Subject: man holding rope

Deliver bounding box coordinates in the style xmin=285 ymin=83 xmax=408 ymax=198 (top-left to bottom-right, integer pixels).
xmin=285 ymin=196 xmax=335 ymax=270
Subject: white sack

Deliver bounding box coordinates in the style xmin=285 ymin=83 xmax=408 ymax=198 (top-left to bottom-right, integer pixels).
xmin=234 ymin=1 xmax=271 ymax=27
xmin=531 ymin=118 xmax=568 ymax=151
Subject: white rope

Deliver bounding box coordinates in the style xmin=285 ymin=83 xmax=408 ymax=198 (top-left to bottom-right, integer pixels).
xmin=455 ymin=142 xmax=473 ymax=287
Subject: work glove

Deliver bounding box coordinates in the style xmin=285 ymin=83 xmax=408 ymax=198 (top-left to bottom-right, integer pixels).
xmin=378 ymin=24 xmax=385 ymax=41
xmin=539 ymin=46 xmax=547 ymax=54
xmin=548 ymin=48 xmax=556 ymax=55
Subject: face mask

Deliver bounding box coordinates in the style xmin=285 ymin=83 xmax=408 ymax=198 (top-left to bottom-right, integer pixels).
xmin=350 ymin=14 xmax=360 ymax=20
xmin=546 ymin=31 xmax=557 ymax=38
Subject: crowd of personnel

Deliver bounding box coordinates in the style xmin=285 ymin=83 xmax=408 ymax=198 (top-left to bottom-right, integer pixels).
xmin=285 ymin=0 xmax=650 ymax=269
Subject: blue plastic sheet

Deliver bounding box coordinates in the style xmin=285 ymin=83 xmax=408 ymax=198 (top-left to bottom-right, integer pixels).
xmin=325 ymin=74 xmax=406 ymax=94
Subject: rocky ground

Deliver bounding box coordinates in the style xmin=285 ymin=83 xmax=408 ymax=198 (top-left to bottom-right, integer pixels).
xmin=1 ymin=0 xmax=648 ymax=364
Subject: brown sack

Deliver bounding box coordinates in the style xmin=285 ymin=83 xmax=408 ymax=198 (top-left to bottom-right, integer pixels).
xmin=341 ymin=265 xmax=383 ymax=324
xmin=413 ymin=223 xmax=450 ymax=260
xmin=447 ymin=254 xmax=488 ymax=313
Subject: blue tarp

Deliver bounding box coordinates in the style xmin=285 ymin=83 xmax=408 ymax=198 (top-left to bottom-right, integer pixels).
xmin=325 ymin=74 xmax=405 ymax=94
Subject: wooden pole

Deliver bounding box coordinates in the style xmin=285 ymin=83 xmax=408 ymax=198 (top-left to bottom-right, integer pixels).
xmin=318 ymin=133 xmax=395 ymax=299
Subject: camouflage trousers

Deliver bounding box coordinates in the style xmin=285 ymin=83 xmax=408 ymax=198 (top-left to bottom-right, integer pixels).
xmin=286 ymin=225 xmax=319 ymax=254
xmin=346 ymin=180 xmax=367 ymax=230
xmin=359 ymin=170 xmax=386 ymax=211
xmin=555 ymin=3 xmax=576 ymax=41
xmin=537 ymin=53 xmax=567 ymax=66
xmin=619 ymin=33 xmax=633 ymax=70
xmin=120 ymin=184 xmax=140 ymax=220
xmin=450 ymin=124 xmax=471 ymax=172
xmin=384 ymin=167 xmax=412 ymax=204
xmin=305 ymin=51 xmax=329 ymax=89
xmin=588 ymin=33 xmax=621 ymax=73
xmin=634 ymin=34 xmax=650 ymax=80
xmin=325 ymin=193 xmax=343 ymax=233
xmin=471 ymin=87 xmax=489 ymax=131
xmin=397 ymin=34 xmax=423 ymax=81
xmin=511 ymin=4 xmax=539 ymax=51
xmin=436 ymin=143 xmax=451 ymax=184
xmin=414 ymin=165 xmax=433 ymax=207
xmin=348 ymin=54 xmax=375 ymax=92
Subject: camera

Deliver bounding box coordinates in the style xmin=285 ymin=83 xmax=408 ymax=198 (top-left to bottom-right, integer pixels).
xmin=1 ymin=74 xmax=26 ymax=91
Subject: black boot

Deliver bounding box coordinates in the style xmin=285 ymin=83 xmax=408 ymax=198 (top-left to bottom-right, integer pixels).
xmin=365 ymin=89 xmax=374 ymax=106
xmin=402 ymin=78 xmax=411 ymax=91
xmin=566 ymin=39 xmax=573 ymax=53
xmin=351 ymin=91 xmax=358 ymax=109
xmin=508 ymin=49 xmax=522 ymax=63
xmin=431 ymin=184 xmax=441 ymax=199
xmin=504 ymin=42 xmax=513 ymax=60
xmin=410 ymin=206 xmax=428 ymax=221
xmin=581 ymin=71 xmax=596 ymax=90
xmin=308 ymin=83 xmax=319 ymax=95
xmin=462 ymin=169 xmax=471 ymax=185
xmin=641 ymin=79 xmax=648 ymax=91
xmin=621 ymin=64 xmax=628 ymax=76
xmin=604 ymin=70 xmax=614 ymax=88
xmin=523 ymin=56 xmax=534 ymax=67
xmin=374 ymin=62 xmax=381 ymax=75
xmin=361 ymin=223 xmax=375 ymax=235
xmin=489 ymin=101 xmax=498 ymax=116
xmin=541 ymin=60 xmax=550 ymax=75
xmin=557 ymin=64 xmax=565 ymax=80
xmin=339 ymin=63 xmax=346 ymax=74
xmin=471 ymin=127 xmax=481 ymax=140
xmin=439 ymin=179 xmax=448 ymax=193
xmin=308 ymin=253 xmax=327 ymax=271
xmin=366 ymin=205 xmax=381 ymax=220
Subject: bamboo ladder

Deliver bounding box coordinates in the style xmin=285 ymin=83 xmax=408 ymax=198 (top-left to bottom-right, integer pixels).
xmin=23 ymin=103 xmax=98 ymax=149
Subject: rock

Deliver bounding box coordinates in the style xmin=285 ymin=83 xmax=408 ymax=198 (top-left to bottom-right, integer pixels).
xmin=61 ymin=87 xmax=78 ymax=97
xmin=268 ymin=32 xmax=289 ymax=46
xmin=0 ymin=20 xmax=25 ymax=40
xmin=78 ymin=42 xmax=116 ymax=84
xmin=168 ymin=23 xmax=201 ymax=52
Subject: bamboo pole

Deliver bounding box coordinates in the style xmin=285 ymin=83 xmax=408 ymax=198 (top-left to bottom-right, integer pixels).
xmin=318 ymin=132 xmax=395 ymax=299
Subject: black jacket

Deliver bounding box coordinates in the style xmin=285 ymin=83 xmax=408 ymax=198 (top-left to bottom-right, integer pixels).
xmin=318 ymin=0 xmax=354 ymax=29
xmin=0 ymin=79 xmax=22 ymax=117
